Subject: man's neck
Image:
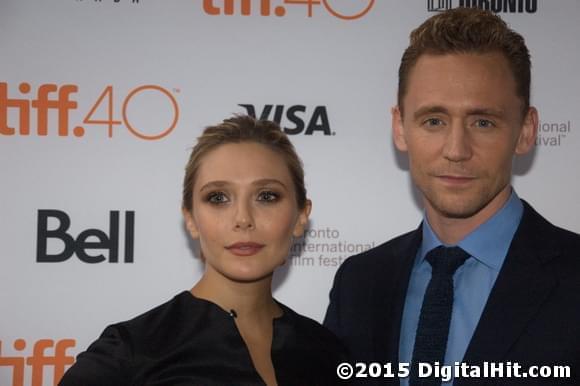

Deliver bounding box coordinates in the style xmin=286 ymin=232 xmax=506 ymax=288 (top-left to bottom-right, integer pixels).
xmin=425 ymin=186 xmax=512 ymax=245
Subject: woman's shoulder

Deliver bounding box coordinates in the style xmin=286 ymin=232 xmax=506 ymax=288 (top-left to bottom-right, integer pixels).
xmin=117 ymin=291 xmax=198 ymax=333
xmin=276 ymin=301 xmax=346 ymax=354
xmin=110 ymin=290 xmax=220 ymax=355
xmin=58 ymin=291 xmax=202 ymax=386
xmin=273 ymin=302 xmax=350 ymax=385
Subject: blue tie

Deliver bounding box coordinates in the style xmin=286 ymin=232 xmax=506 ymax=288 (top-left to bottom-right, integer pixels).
xmin=409 ymin=246 xmax=470 ymax=386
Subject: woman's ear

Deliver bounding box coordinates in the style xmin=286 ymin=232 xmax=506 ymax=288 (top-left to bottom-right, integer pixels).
xmin=293 ymin=199 xmax=312 ymax=238
xmin=182 ymin=208 xmax=199 ymax=239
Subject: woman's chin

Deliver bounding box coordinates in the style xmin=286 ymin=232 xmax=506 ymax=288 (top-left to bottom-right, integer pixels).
xmin=222 ymin=268 xmax=276 ymax=284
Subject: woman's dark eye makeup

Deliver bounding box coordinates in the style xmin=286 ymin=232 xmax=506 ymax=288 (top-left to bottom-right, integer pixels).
xmin=204 ymin=189 xmax=281 ymax=204
xmin=257 ymin=191 xmax=280 ymax=202
xmin=206 ymin=191 xmax=228 ymax=204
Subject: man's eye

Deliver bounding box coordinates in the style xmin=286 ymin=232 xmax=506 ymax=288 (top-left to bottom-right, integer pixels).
xmin=257 ymin=191 xmax=279 ymax=202
xmin=207 ymin=192 xmax=229 ymax=204
xmin=424 ymin=118 xmax=443 ymax=127
xmin=475 ymin=119 xmax=495 ymax=128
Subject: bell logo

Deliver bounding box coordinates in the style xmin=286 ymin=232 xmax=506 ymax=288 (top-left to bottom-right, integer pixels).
xmin=239 ymin=104 xmax=333 ymax=135
xmin=36 ymin=209 xmax=135 ymax=264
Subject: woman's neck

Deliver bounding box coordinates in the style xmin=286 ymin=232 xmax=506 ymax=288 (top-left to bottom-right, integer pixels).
xmin=191 ymin=273 xmax=282 ymax=322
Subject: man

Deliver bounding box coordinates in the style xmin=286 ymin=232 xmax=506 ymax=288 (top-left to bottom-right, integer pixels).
xmin=324 ymin=7 xmax=580 ymax=386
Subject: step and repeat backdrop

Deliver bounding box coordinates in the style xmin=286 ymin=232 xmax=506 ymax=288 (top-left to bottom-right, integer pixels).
xmin=1 ymin=0 xmax=579 ymax=385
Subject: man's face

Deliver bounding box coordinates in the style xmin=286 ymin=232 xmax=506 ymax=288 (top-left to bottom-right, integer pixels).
xmin=393 ymin=52 xmax=537 ymax=220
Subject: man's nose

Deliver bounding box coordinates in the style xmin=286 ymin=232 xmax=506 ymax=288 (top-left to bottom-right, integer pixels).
xmin=442 ymin=122 xmax=473 ymax=162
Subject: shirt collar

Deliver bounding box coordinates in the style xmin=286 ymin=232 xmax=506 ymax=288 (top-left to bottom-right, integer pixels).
xmin=418 ymin=189 xmax=524 ymax=271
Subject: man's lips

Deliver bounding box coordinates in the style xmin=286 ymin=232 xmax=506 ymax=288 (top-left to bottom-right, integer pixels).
xmin=225 ymin=242 xmax=265 ymax=256
xmin=435 ymin=175 xmax=477 ymax=185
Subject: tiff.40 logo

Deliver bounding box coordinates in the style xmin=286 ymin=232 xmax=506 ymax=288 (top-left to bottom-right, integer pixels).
xmin=0 ymin=82 xmax=179 ymax=140
xmin=202 ymin=0 xmax=375 ymax=20
xmin=0 ymin=339 xmax=75 ymax=386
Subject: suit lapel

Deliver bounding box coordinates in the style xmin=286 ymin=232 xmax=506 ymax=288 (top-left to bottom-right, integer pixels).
xmin=461 ymin=202 xmax=560 ymax=369
xmin=372 ymin=226 xmax=422 ymax=365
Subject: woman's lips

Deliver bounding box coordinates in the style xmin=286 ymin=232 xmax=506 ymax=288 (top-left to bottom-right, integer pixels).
xmin=225 ymin=242 xmax=265 ymax=256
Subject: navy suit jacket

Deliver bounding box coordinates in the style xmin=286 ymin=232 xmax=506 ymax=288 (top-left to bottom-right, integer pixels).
xmin=324 ymin=201 xmax=580 ymax=385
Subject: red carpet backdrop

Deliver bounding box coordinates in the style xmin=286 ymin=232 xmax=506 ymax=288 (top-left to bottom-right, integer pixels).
xmin=1 ymin=1 xmax=579 ymax=385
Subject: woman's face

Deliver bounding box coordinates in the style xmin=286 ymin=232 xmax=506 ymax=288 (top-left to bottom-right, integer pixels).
xmin=183 ymin=142 xmax=311 ymax=283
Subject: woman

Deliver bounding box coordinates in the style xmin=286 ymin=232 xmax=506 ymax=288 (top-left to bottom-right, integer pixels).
xmin=59 ymin=115 xmax=347 ymax=386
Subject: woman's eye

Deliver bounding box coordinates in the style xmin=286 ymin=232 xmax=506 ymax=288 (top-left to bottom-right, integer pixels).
xmin=257 ymin=191 xmax=279 ymax=202
xmin=207 ymin=192 xmax=229 ymax=204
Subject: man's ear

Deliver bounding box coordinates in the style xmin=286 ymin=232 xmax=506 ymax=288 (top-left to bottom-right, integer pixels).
xmin=515 ymin=106 xmax=538 ymax=155
xmin=182 ymin=208 xmax=199 ymax=239
xmin=392 ymin=105 xmax=408 ymax=152
xmin=293 ymin=199 xmax=312 ymax=238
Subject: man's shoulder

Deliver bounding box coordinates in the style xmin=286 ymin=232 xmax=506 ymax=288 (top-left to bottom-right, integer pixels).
xmin=520 ymin=200 xmax=580 ymax=247
xmin=548 ymin=221 xmax=580 ymax=247
xmin=514 ymin=201 xmax=580 ymax=285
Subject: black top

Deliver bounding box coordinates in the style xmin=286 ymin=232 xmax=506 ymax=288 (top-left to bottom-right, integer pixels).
xmin=60 ymin=291 xmax=347 ymax=386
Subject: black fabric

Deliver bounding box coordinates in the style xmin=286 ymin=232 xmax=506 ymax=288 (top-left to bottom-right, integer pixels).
xmin=59 ymin=291 xmax=347 ymax=386
xmin=409 ymin=246 xmax=469 ymax=386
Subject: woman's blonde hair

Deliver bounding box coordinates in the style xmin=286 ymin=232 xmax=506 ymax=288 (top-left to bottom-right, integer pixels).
xmin=182 ymin=115 xmax=307 ymax=211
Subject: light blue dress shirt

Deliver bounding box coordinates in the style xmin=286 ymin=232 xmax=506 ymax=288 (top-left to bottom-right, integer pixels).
xmin=399 ymin=190 xmax=524 ymax=385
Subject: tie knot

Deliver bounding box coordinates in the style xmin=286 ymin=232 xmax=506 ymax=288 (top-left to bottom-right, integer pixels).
xmin=425 ymin=245 xmax=469 ymax=275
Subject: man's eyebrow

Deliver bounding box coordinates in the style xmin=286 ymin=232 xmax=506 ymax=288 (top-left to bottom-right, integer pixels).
xmin=412 ymin=106 xmax=506 ymax=120
xmin=413 ymin=106 xmax=449 ymax=120
xmin=465 ymin=108 xmax=506 ymax=118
